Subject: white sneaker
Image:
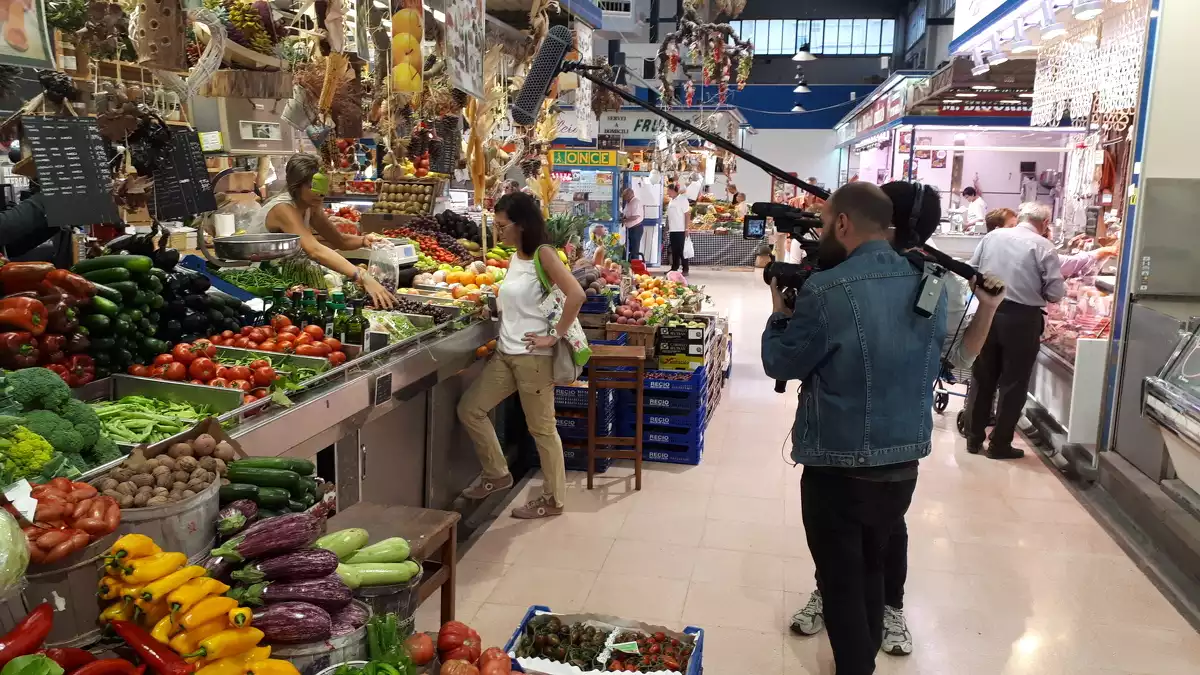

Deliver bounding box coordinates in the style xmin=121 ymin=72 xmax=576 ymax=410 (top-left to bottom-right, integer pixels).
xmin=790 ymin=590 xmax=824 ymax=636
xmin=881 ymin=605 xmax=913 ymax=655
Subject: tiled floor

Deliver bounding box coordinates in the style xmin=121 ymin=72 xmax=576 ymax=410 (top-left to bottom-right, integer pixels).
xmin=414 ymin=269 xmax=1200 ymax=674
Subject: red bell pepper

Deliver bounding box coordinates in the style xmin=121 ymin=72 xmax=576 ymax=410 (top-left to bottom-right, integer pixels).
xmin=0 ymin=297 xmax=47 ymax=335
xmin=109 ymin=621 xmax=195 ymax=675
xmin=0 ymin=262 xmax=53 ymax=295
xmin=46 ymin=363 xmax=70 ymax=384
xmin=45 ymin=300 xmax=78 ymax=334
xmin=0 ymin=603 xmax=54 ymax=668
xmin=0 ymin=331 xmax=38 ymax=369
xmin=41 ymin=648 xmax=98 ymax=671
xmin=65 ymin=332 xmax=90 ymax=354
xmin=63 ymin=354 xmax=96 ymax=387
xmin=45 ymin=269 xmax=95 ymax=298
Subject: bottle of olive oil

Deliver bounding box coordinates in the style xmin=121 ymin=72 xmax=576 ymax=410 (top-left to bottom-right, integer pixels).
xmin=342 ymin=300 xmax=369 ymax=347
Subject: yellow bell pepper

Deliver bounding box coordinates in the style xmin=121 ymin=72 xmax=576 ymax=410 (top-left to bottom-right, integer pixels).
xmin=121 ymin=585 xmax=145 ymax=607
xmin=120 ymin=552 xmax=188 ymax=584
xmin=109 ymin=534 xmax=162 ymax=568
xmin=170 ymin=617 xmax=227 ymax=656
xmin=142 ymin=565 xmax=206 ymax=603
xmin=139 ymin=600 xmax=170 ymax=629
xmin=246 ymin=660 xmax=299 ymax=675
xmin=97 ymin=576 xmax=122 ymax=601
xmin=186 ymin=628 xmax=265 ymax=661
xmin=181 ymin=596 xmax=239 ymax=630
xmin=194 ymin=647 xmax=271 ymax=675
xmin=228 ymin=607 xmax=252 ymax=628
xmin=100 ymin=600 xmax=134 ymax=623
xmin=151 ymin=613 xmax=181 ymax=643
xmin=169 ymin=578 xmax=230 ymax=614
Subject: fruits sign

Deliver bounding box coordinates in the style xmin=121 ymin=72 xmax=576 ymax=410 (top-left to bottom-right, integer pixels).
xmin=391 ymin=0 xmax=424 ymax=96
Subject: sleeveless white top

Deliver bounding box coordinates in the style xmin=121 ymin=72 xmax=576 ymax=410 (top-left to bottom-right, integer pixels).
xmin=246 ymin=193 xmax=311 ymax=234
xmin=497 ymin=255 xmax=551 ymax=356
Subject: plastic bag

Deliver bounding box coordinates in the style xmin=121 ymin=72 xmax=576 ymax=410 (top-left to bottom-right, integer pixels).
xmin=0 ymin=509 xmax=29 ymax=593
xmin=366 ymin=241 xmax=401 ymax=294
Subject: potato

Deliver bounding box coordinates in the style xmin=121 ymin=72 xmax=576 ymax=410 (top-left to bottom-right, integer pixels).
xmin=157 ymin=456 xmax=177 ymax=471
xmin=212 ymin=458 xmax=228 ymax=476
xmin=155 ymin=473 xmax=173 ymax=489
xmin=167 ymin=442 xmax=194 ymax=459
xmin=146 ymin=496 xmax=168 ymax=507
xmin=176 ymin=456 xmax=199 ymax=472
xmin=116 ymin=481 xmax=137 ymax=496
xmin=213 ymin=441 xmax=236 ymax=462
xmin=131 ymin=474 xmax=155 ymax=488
xmin=192 ymin=434 xmax=217 ymax=457
xmin=152 ymin=465 xmax=171 ymax=476
xmin=98 ymin=478 xmax=119 ymax=492
xmin=133 ymin=492 xmax=151 ymax=507
xmin=172 ymin=470 xmax=190 ymax=483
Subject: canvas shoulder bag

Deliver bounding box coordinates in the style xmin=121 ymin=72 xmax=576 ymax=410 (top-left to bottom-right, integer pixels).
xmin=532 ymin=245 xmax=592 ymax=384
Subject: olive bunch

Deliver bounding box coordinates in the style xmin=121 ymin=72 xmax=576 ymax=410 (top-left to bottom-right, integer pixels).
xmin=514 ymin=615 xmax=607 ymax=670
xmin=391 ymin=296 xmax=456 ymax=324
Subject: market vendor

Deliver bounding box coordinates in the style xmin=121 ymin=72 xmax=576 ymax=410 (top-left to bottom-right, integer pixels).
xmin=581 ymin=224 xmax=607 ymax=267
xmin=0 ymin=153 xmax=72 ymax=267
xmin=247 ymin=154 xmax=394 ymax=308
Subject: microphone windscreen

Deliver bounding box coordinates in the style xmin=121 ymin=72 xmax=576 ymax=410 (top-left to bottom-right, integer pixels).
xmin=512 ymin=24 xmax=573 ymax=127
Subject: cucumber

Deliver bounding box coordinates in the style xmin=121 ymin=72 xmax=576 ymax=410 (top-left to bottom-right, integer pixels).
xmin=226 ymin=466 xmax=303 ymax=496
xmin=127 ymin=308 xmax=143 ymax=323
xmin=81 ymin=314 xmax=112 ymax=334
xmin=218 ymin=483 xmax=291 ymax=509
xmin=92 ymin=283 xmax=123 ymax=304
xmin=90 ymin=337 xmax=116 ymax=352
xmin=72 ymin=254 xmax=153 ymax=275
xmin=219 ymin=483 xmax=257 ymax=503
xmin=82 ymin=267 xmax=132 ymax=284
xmin=89 ymin=296 xmax=121 ymax=317
xmin=229 ymin=458 xmax=316 ymax=476
xmin=286 ymin=499 xmax=307 ymax=512
xmin=299 ymin=477 xmax=318 ymax=496
xmin=142 ymin=338 xmax=169 ymax=355
xmin=147 ymin=267 xmax=168 ymax=281
xmin=107 ymin=281 xmax=139 ymax=301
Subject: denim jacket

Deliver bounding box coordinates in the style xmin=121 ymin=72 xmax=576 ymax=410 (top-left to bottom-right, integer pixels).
xmin=761 ymin=240 xmax=947 ymax=468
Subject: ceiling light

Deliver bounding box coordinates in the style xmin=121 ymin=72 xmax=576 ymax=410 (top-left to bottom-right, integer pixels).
xmin=971 ymin=47 xmax=991 ymax=76
xmin=1073 ymin=0 xmax=1105 ymax=21
xmin=1018 ymin=92 xmax=1034 ymax=98
xmin=1001 ymin=99 xmax=1025 ymax=104
xmin=1039 ymin=0 xmax=1068 ymax=40
xmin=987 ymin=37 xmax=1009 ymax=65
xmin=972 ymin=84 xmax=997 ymax=90
xmin=1081 ymin=32 xmax=1099 ymax=43
xmin=793 ymin=82 xmax=811 ymax=94
xmin=1009 ymin=19 xmax=1036 ymax=53
xmin=793 ymin=43 xmax=816 ymax=62
xmin=791 ymin=103 xmax=806 ymax=112
xmin=372 ymin=0 xmax=386 ymax=7
xmin=956 ymin=92 xmax=979 ymax=98
xmin=432 ymin=9 xmax=445 ymax=22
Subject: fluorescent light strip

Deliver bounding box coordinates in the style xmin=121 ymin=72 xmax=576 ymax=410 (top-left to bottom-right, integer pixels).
xmin=913 ymin=145 xmax=1070 ymax=152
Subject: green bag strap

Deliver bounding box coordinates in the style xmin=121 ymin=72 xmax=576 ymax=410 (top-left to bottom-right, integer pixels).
xmin=532 ymin=245 xmax=555 ymax=292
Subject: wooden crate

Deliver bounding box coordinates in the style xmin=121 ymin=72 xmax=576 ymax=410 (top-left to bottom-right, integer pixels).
xmin=606 ymin=323 xmax=658 ymax=358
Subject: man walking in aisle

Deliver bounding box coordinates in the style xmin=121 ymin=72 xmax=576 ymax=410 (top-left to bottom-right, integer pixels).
xmin=965 ymin=202 xmax=1065 ymax=459
xmin=762 ymin=182 xmax=947 ymax=675
xmin=666 ymin=183 xmax=690 ymax=274
xmin=620 ymin=187 xmax=644 ymax=260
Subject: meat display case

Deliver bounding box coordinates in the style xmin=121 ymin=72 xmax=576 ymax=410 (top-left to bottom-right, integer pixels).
xmin=1142 ymin=323 xmax=1200 ymax=496
xmin=1042 ymin=276 xmax=1114 ymax=364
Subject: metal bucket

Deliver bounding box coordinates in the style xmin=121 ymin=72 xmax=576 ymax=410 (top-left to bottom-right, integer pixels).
xmin=23 ymin=531 xmax=118 ymax=648
xmin=351 ymin=565 xmax=423 ymax=630
xmin=0 ymin=582 xmax=27 ymax=637
xmin=269 ymin=601 xmax=371 ymax=675
xmin=113 ymin=479 xmax=220 ymax=562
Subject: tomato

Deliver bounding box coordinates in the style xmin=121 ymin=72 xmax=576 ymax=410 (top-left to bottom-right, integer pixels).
xmin=215 ymin=366 xmax=231 ymax=380
xmin=282 ymin=325 xmax=300 ymax=336
xmin=252 ymin=366 xmax=276 ymax=387
xmin=295 ymin=333 xmax=314 ymax=346
xmin=172 ymin=343 xmax=197 ymax=363
xmin=276 ymin=342 xmax=295 ymax=354
xmin=229 ymin=379 xmax=252 ymax=392
xmin=189 ymin=357 xmax=216 ymax=381
xmin=310 ymin=342 xmax=331 ymax=356
xmin=221 ymin=330 xmax=235 ymax=339
xmin=276 ymin=332 xmax=296 ymax=343
xmin=128 ymin=365 xmax=149 ymax=377
xmin=249 ymin=359 xmax=271 ymax=370
xmin=439 ymin=662 xmax=478 ymax=675
xmin=208 ymin=377 xmax=229 ymax=388
xmin=404 ymin=633 xmax=435 ymax=666
xmin=233 ymin=337 xmax=253 ymax=349
xmin=229 ymin=366 xmax=252 ymax=381
xmin=479 ymin=662 xmax=510 ymax=675
xmin=322 ymin=337 xmax=342 ymax=352
xmin=262 ymin=326 xmax=276 ymax=338
xmin=437 ymin=621 xmax=481 ymax=664
xmin=193 ymin=340 xmax=217 ymax=358
xmin=303 ymin=325 xmax=325 ymax=340
xmin=271 ymin=315 xmax=292 ymax=330
xmin=164 ymin=362 xmax=187 ymax=381
xmin=243 ymin=394 xmax=258 ymax=405
xmin=248 ymin=329 xmax=267 ymax=343
xmin=477 ymin=648 xmax=509 ymax=673
xmin=258 ymin=341 xmax=278 ymax=352
xmin=241 ymin=326 xmax=255 ymax=336
xmin=250 ymin=387 xmax=269 ymax=399
xmin=190 ymin=379 xmax=206 ymax=385
xmin=295 ymin=344 xmax=322 ymax=356
xmin=148 ymin=365 xmax=168 ymax=378
xmin=153 ymin=353 xmax=174 ymax=366
xmin=328 ymin=351 xmax=347 ymax=365
xmin=246 ymin=342 xmax=259 ymax=350
xmin=209 ymin=334 xmax=222 ymax=344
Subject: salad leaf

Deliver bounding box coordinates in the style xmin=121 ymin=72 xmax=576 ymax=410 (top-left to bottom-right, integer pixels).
xmin=2 ymin=655 xmax=63 ymax=675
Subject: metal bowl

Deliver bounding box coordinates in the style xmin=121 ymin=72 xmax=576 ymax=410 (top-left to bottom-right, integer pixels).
xmin=213 ymin=233 xmax=300 ymax=261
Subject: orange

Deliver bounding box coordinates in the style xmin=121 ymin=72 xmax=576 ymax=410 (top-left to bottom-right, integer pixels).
xmin=487 ymin=339 xmax=497 ymax=350
xmin=445 ymin=271 xmax=461 ymax=285
xmin=475 ymin=346 xmax=489 ymax=358
xmin=459 ymin=272 xmax=476 ymax=286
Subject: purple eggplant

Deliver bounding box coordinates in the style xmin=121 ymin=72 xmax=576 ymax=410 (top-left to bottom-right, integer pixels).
xmin=199 ymin=553 xmax=236 ymax=582
xmin=330 ymin=601 xmax=369 ymax=631
xmin=210 ymin=512 xmax=323 ymax=562
xmin=231 ymin=549 xmax=340 ymax=584
xmin=330 ymin=621 xmax=358 ymax=638
xmin=218 ymin=500 xmax=259 ymax=537
xmin=231 ymin=574 xmax=353 ymax=612
xmin=251 ymin=601 xmax=332 ymax=644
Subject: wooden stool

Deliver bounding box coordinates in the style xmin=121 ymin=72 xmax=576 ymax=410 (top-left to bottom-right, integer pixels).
xmin=586 ymin=345 xmax=647 ymax=490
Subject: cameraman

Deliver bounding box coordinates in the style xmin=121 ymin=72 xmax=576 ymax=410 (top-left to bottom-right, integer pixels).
xmin=762 ymin=182 xmax=946 ymax=675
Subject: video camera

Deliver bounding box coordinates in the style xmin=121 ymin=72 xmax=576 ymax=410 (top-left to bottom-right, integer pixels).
xmin=752 ymin=202 xmax=824 ymax=295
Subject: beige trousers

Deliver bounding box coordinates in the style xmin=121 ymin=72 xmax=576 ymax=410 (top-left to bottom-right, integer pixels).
xmin=457 ymin=352 xmax=566 ymax=507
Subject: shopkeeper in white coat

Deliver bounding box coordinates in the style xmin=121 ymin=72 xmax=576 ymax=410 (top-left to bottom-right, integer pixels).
xmin=963 ymin=187 xmax=988 ymax=233
xmin=666 ymin=183 xmax=691 ymax=275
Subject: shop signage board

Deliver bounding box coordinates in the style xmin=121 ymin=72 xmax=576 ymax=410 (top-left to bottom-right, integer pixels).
xmin=150 ymin=129 xmax=219 ymax=220
xmin=550 ymin=149 xmax=617 ymax=167
xmin=23 ymin=117 xmax=120 ymax=227
xmin=938 ymin=101 xmax=1030 ymax=116
xmin=557 ymin=110 xmax=734 ymax=141
xmin=444 ymin=0 xmax=485 ymax=100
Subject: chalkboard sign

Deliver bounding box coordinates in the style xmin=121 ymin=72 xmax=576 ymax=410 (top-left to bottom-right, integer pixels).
xmin=149 ymin=129 xmax=218 ymax=221
xmin=22 ymin=117 xmax=120 ymax=227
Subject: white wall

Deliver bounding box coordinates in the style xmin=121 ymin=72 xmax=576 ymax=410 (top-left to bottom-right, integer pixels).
xmin=733 ymin=129 xmax=840 ymax=203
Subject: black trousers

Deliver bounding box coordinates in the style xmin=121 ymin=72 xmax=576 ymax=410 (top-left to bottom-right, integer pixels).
xmin=815 ymin=518 xmax=907 ymax=609
xmin=668 ymin=231 xmax=689 ymax=273
xmin=626 ymin=226 xmax=643 ymax=260
xmin=803 ymin=469 xmax=916 ymax=675
xmin=965 ymin=301 xmax=1044 ymax=448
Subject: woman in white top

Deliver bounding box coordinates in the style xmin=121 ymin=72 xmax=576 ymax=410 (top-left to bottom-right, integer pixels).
xmin=248 ymin=154 xmax=394 ymax=308
xmin=456 ymin=193 xmax=586 ymax=519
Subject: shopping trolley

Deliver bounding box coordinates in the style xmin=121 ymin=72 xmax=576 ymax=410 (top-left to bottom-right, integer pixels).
xmin=929 ymin=291 xmax=993 ymax=438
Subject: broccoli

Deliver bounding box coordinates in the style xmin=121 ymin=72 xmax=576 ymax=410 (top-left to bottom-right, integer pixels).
xmin=21 ymin=409 xmax=84 ymax=455
xmin=0 ymin=425 xmax=54 ymax=481
xmin=59 ymin=398 xmax=101 ymax=448
xmin=85 ymin=435 xmax=123 ymax=466
xmin=38 ymin=452 xmax=84 ymax=482
xmin=6 ymin=368 xmax=71 ymax=412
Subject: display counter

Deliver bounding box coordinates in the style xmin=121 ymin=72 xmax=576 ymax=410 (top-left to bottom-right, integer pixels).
xmin=928 ymin=232 xmax=983 ymax=261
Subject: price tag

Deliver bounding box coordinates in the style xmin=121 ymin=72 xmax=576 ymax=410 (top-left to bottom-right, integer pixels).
xmin=611 ymin=642 xmax=640 ymax=655
xmin=2 ymin=480 xmax=36 ymax=523
xmin=371 ymin=372 xmax=392 ymax=407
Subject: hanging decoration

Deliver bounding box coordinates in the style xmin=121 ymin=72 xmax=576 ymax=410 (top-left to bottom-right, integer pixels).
xmin=134 ymin=0 xmax=188 ymax=70
xmin=656 ymin=0 xmax=750 ymax=106
xmin=155 ymin=8 xmax=225 ymax=100
xmin=391 ymin=0 xmax=424 ymax=99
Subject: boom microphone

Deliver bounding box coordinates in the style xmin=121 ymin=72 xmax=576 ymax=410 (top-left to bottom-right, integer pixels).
xmin=512 ymin=24 xmax=573 ymax=126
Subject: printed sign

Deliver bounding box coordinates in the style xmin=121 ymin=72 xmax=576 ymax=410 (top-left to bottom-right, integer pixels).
xmin=550 ymin=149 xmax=616 ymax=167
xmin=0 ymin=0 xmax=53 ymax=69
xmin=445 ymin=0 xmax=485 ymax=100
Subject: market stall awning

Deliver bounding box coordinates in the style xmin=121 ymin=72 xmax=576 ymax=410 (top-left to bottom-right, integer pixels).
xmin=908 ymin=56 xmax=1035 ymax=114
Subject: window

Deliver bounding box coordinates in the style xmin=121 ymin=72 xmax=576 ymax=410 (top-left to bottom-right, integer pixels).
xmin=729 ymin=18 xmax=897 ymax=56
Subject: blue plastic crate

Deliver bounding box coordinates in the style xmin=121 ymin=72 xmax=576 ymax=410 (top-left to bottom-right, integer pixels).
xmin=504 ymin=605 xmax=704 ymax=674
xmin=554 ymin=384 xmax=615 ymax=411
xmin=626 ymin=405 xmax=707 ymax=429
xmin=533 ymin=444 xmax=611 ymax=473
xmin=589 ymin=332 xmax=629 ymax=347
xmin=616 ymin=419 xmax=706 ymax=448
xmin=556 ymin=407 xmax=615 ymax=440
xmin=643 ymin=366 xmax=708 ymax=393
xmin=643 ymin=438 xmax=704 ymax=465
xmin=579 ymin=296 xmax=613 ymax=314
xmin=179 ymin=255 xmax=260 ymax=302
xmin=616 ymin=387 xmax=705 ymax=414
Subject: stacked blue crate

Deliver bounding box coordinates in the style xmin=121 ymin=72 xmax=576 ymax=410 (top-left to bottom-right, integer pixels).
xmin=614 ymin=367 xmax=708 ymax=465
xmin=552 ymin=384 xmax=615 ymax=472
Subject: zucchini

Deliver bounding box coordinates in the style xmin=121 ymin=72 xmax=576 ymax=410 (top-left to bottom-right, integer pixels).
xmin=90 ymin=337 xmax=116 ymax=352
xmin=89 ymin=296 xmax=121 ymax=317
xmin=299 ymin=477 xmax=318 ymax=496
xmin=92 ymin=283 xmax=123 ymax=304
xmin=127 ymin=308 xmax=143 ymax=323
xmin=82 ymin=267 xmax=133 ymax=284
xmin=257 ymin=508 xmax=283 ymax=519
xmin=147 ymin=267 xmax=168 ymax=281
xmin=219 ymin=483 xmax=291 ymax=509
xmin=226 ymin=466 xmax=303 ymax=496
xmin=314 ymin=528 xmax=369 ymax=561
xmin=142 ymin=338 xmax=169 ymax=355
xmin=81 ymin=314 xmax=112 ymax=334
xmin=286 ymin=499 xmax=307 ymax=512
xmin=230 ymin=458 xmax=316 ymax=476
xmin=107 ymin=281 xmax=139 ymax=301
xmin=113 ymin=317 xmax=134 ymax=335
xmin=72 ymin=254 xmax=153 ymax=275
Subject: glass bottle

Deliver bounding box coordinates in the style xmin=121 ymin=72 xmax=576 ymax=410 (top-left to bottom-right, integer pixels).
xmin=266 ymin=287 xmax=287 ymax=323
xmin=330 ymin=291 xmax=346 ymax=339
xmin=342 ymin=300 xmax=368 ymax=347
xmin=315 ymin=291 xmax=333 ymax=336
xmin=300 ymin=289 xmax=318 ymax=327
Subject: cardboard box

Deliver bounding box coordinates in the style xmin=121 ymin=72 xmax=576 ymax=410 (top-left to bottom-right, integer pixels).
xmin=657 ymin=339 xmax=705 ymax=357
xmin=657 ymin=353 xmax=707 ymax=372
